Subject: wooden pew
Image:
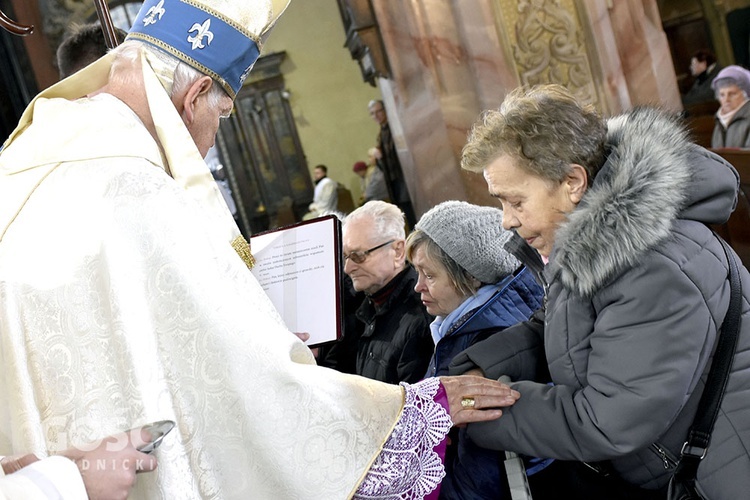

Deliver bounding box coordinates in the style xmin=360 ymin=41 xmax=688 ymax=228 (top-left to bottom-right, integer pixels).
xmin=710 ymin=148 xmax=750 ymax=269
xmin=683 ymin=101 xmax=719 ymax=149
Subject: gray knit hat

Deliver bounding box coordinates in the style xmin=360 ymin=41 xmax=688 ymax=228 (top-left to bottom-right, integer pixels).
xmin=415 ymin=201 xmax=520 ymax=283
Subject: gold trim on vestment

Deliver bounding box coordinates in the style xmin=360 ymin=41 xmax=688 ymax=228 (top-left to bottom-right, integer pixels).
xmin=232 ymin=235 xmax=256 ymax=269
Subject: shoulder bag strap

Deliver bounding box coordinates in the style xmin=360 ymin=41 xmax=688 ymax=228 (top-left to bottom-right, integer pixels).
xmin=671 ymin=234 xmax=743 ymax=488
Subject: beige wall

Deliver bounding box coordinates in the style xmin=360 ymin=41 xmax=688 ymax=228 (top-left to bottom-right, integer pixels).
xmin=262 ymin=0 xmax=383 ymax=205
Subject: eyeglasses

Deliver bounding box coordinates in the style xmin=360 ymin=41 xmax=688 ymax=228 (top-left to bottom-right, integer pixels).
xmin=344 ymin=240 xmax=395 ymax=264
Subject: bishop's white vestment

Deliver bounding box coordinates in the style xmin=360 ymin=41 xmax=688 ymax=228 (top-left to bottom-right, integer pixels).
xmin=0 ymin=53 xmax=450 ymax=499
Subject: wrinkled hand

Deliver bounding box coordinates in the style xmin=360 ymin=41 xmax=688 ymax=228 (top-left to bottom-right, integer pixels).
xmin=440 ymin=375 xmax=520 ymax=426
xmin=60 ymin=430 xmax=157 ymax=500
xmin=0 ymin=453 xmax=39 ymax=474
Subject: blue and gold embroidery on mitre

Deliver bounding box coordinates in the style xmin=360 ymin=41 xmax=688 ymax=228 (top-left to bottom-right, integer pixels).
xmin=127 ymin=0 xmax=261 ymax=98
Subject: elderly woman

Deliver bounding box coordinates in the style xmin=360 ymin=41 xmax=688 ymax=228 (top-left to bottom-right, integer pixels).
xmin=711 ymin=64 xmax=750 ymax=148
xmin=452 ymin=84 xmax=750 ymax=499
xmin=406 ymin=200 xmax=546 ymax=499
xmin=406 ymin=201 xmax=543 ymax=378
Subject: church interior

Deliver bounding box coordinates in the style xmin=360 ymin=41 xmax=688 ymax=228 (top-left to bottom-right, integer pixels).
xmin=1 ymin=0 xmax=749 ymax=266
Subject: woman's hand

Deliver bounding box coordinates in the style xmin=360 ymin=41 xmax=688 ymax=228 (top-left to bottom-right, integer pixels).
xmin=439 ymin=375 xmax=520 ymax=426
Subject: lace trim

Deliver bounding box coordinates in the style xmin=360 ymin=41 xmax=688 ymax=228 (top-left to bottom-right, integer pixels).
xmin=353 ymin=378 xmax=452 ymax=499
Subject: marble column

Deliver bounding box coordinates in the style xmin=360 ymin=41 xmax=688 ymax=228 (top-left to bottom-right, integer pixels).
xmin=586 ymin=0 xmax=682 ymax=112
xmin=371 ymin=0 xmax=682 ymax=214
xmin=371 ymin=0 xmax=504 ymax=218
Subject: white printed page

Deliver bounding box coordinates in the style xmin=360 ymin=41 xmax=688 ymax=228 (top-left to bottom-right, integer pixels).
xmin=250 ymin=216 xmax=341 ymax=345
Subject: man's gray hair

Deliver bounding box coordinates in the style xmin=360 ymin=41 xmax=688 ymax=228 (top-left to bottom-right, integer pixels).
xmin=344 ymin=200 xmax=405 ymax=241
xmin=110 ymin=40 xmax=228 ymax=107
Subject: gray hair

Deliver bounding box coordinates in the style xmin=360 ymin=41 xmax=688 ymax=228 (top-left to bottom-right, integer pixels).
xmin=344 ymin=200 xmax=405 ymax=241
xmin=109 ymin=41 xmax=228 ymax=108
xmin=462 ymin=84 xmax=608 ymax=184
xmin=405 ymin=230 xmax=480 ymax=296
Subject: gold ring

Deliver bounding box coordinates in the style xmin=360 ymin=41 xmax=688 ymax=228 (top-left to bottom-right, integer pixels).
xmin=461 ymin=397 xmax=475 ymax=408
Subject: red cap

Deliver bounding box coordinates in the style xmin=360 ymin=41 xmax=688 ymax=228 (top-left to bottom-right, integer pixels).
xmin=352 ymin=161 xmax=367 ymax=172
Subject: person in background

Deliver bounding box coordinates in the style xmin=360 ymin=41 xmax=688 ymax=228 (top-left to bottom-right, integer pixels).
xmin=682 ymin=49 xmax=722 ymax=108
xmin=364 ymin=147 xmax=390 ymax=203
xmin=56 ymin=22 xmax=127 ymax=79
xmin=452 ymin=83 xmax=750 ymax=499
xmin=0 ymin=431 xmax=156 ymax=500
xmin=341 ymin=200 xmax=434 ymax=384
xmin=303 ymin=164 xmax=338 ymax=219
xmin=368 ymin=99 xmax=417 ymax=228
xmin=352 ymin=160 xmax=369 ymax=205
xmin=406 ymin=200 xmax=548 ymax=499
xmin=711 ymin=64 xmax=750 ymax=148
xmin=0 ymin=0 xmax=520 ymax=496
xmin=353 ymin=155 xmax=389 ymax=206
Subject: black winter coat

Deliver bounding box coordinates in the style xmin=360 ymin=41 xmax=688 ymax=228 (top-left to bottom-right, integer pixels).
xmin=355 ymin=266 xmax=434 ymax=384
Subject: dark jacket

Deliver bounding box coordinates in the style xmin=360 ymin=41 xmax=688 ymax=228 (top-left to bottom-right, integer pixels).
xmin=682 ymin=64 xmax=722 ymax=107
xmin=449 ymin=236 xmax=551 ymax=384
xmin=316 ymin=274 xmax=365 ymax=375
xmin=451 ymin=108 xmax=750 ymax=499
xmin=355 ymin=265 xmax=433 ymax=384
xmin=435 ymin=267 xmax=544 ymax=500
xmin=376 ymin=122 xmax=409 ymax=204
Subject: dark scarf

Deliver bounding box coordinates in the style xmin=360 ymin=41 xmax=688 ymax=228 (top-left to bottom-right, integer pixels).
xmin=369 ymin=266 xmax=409 ymax=309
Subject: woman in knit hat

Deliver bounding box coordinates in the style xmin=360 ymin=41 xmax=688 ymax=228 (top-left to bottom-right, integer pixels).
xmin=405 ymin=200 xmax=547 ymax=499
xmin=711 ymin=64 xmax=750 ymax=148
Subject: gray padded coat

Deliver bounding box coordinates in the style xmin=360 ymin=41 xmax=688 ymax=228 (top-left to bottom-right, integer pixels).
xmin=712 ymin=100 xmax=750 ymax=148
xmin=456 ymin=108 xmax=750 ymax=499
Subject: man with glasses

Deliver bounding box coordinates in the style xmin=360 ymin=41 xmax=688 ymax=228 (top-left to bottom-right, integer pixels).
xmin=339 ymin=200 xmax=433 ymax=384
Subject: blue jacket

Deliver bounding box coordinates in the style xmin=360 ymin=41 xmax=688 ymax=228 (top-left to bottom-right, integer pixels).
xmin=426 ymin=266 xmax=543 ymax=379
xmin=435 ymin=267 xmax=545 ymax=500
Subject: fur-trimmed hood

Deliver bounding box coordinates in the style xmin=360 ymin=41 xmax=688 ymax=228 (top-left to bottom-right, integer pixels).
xmin=550 ymin=107 xmax=740 ymax=297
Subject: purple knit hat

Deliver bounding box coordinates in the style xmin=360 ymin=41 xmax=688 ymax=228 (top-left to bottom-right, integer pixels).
xmin=711 ymin=65 xmax=750 ymax=95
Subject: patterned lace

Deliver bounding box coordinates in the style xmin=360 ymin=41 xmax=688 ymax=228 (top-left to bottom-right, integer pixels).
xmin=354 ymin=378 xmax=452 ymax=499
